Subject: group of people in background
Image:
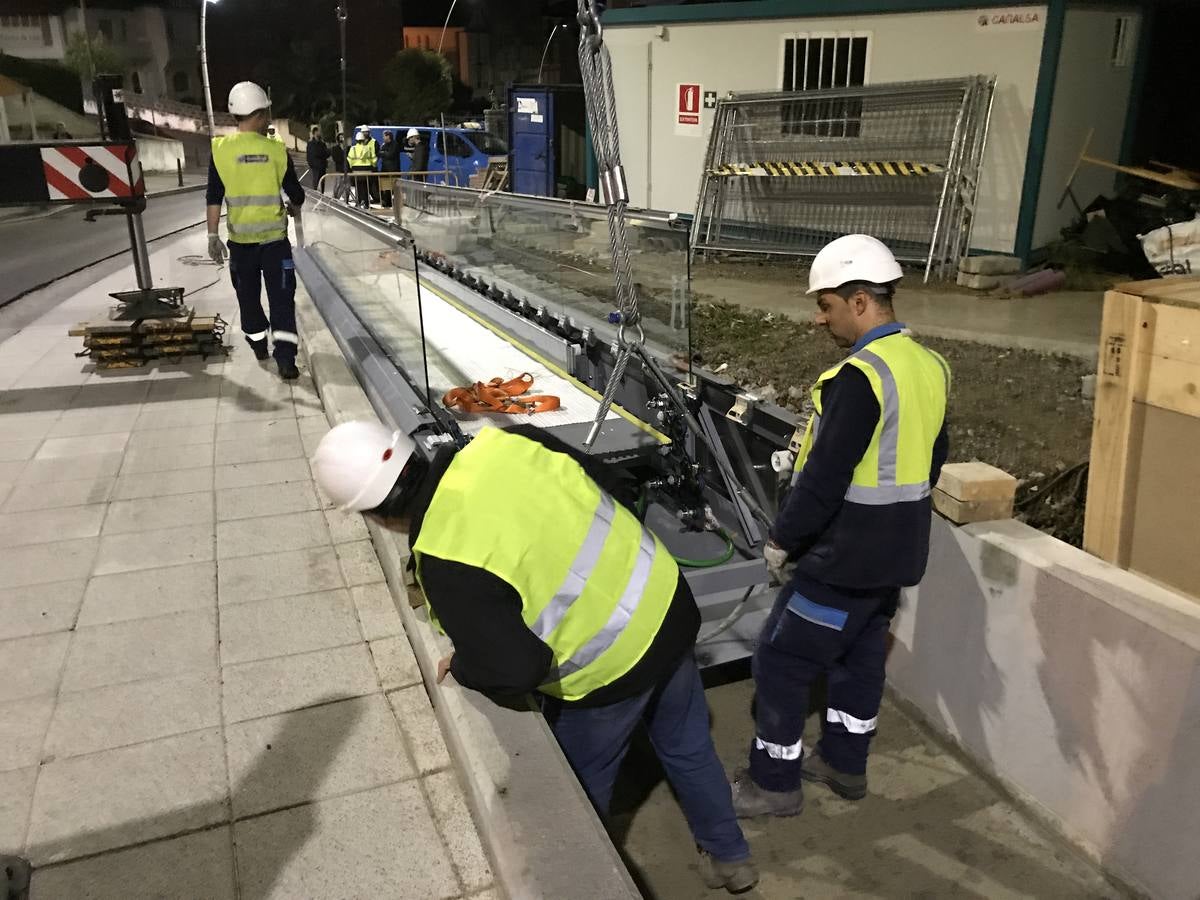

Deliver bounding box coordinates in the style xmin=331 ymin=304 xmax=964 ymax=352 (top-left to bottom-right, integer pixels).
xmin=305 ymin=125 xmax=428 ymax=209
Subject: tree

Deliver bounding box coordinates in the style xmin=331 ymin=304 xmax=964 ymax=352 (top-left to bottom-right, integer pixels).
xmin=380 ymin=48 xmax=452 ymax=124
xmin=62 ymin=32 xmax=128 ymax=81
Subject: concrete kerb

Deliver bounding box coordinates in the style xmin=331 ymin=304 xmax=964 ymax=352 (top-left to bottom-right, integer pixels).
xmin=294 ymin=281 xmax=641 ymax=900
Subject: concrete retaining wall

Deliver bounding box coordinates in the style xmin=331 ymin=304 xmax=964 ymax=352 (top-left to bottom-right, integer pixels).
xmin=134 ymin=135 xmax=185 ymax=173
xmin=890 ymin=516 xmax=1200 ymax=900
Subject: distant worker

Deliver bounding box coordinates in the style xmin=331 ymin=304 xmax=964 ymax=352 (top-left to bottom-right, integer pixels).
xmin=306 ymin=126 xmax=330 ymax=193
xmin=206 ymin=81 xmax=305 ymax=381
xmin=377 ymin=129 xmax=401 ymax=207
xmin=347 ymin=128 xmax=376 ymax=209
xmin=266 ymin=124 xmax=282 ymax=143
xmin=52 ymin=121 xmax=72 ymax=140
xmin=403 ymin=127 xmax=428 ymax=183
xmin=732 ymin=235 xmax=950 ymax=818
xmin=312 ymin=422 xmax=760 ymax=895
xmin=330 ymin=132 xmax=347 ymax=199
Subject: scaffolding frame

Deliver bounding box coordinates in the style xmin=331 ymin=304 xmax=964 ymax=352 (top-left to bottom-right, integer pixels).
xmin=691 ymin=76 xmax=996 ymax=281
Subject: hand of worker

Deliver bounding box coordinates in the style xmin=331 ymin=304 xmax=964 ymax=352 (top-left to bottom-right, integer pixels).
xmin=436 ymin=654 xmax=454 ymax=684
xmin=285 ymin=204 xmax=300 ymax=219
xmin=207 ymin=232 xmax=226 ymax=265
xmin=763 ymin=540 xmax=790 ymax=585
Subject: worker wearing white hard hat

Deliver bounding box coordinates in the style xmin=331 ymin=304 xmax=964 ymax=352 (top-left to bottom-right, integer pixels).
xmin=346 ymin=128 xmax=378 ymax=209
xmin=313 ymin=421 xmax=759 ymax=894
xmin=403 ymin=127 xmax=429 ymax=184
xmin=206 ymin=81 xmax=305 ymax=380
xmin=732 ymin=234 xmax=950 ymax=819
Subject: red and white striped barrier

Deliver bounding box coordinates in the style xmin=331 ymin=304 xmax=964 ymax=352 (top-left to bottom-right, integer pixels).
xmin=39 ymin=143 xmax=144 ymax=201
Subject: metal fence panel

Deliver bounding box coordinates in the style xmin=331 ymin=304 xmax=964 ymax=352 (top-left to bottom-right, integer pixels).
xmin=691 ymin=77 xmax=996 ymax=280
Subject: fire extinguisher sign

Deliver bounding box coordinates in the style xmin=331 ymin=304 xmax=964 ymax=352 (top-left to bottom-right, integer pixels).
xmin=675 ymin=83 xmax=702 ymax=136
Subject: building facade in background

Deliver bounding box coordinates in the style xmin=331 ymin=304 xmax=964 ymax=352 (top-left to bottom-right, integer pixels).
xmin=0 ymin=2 xmax=199 ymax=104
xmin=602 ymin=0 xmax=1149 ymax=258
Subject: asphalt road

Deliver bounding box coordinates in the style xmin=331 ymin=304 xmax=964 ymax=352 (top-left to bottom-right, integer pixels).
xmin=0 ymin=188 xmax=208 ymax=308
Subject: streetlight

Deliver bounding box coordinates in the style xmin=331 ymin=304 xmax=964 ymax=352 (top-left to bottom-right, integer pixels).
xmin=538 ymin=23 xmax=568 ymax=84
xmin=435 ymin=0 xmax=459 ymax=57
xmin=200 ymin=0 xmax=218 ymax=137
xmin=336 ymin=2 xmax=347 ymax=135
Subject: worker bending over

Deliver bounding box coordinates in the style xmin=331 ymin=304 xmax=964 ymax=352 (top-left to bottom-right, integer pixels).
xmin=206 ymin=81 xmax=304 ymax=380
xmin=313 ymin=422 xmax=759 ymax=894
xmin=733 ymin=235 xmax=950 ymax=818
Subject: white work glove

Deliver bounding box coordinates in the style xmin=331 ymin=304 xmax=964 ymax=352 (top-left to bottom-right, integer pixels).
xmin=207 ymin=233 xmax=227 ymax=265
xmin=763 ymin=541 xmax=790 ymax=584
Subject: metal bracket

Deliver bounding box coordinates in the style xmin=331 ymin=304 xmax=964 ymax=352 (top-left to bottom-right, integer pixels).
xmin=787 ymin=425 xmax=805 ymax=455
xmin=726 ymin=392 xmax=755 ymax=425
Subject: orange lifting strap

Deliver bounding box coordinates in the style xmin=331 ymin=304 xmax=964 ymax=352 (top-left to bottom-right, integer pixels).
xmin=442 ymin=373 xmax=561 ymax=415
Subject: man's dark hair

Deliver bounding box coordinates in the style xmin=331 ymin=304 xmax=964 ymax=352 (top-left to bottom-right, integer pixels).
xmin=836 ymin=280 xmax=896 ymax=307
xmin=312 ymin=126 xmax=321 ymax=136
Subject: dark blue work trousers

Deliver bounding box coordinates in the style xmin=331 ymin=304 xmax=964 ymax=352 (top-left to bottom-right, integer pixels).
xmin=543 ymin=654 xmax=750 ymax=863
xmin=749 ymin=580 xmax=897 ymax=792
xmin=227 ymin=238 xmax=297 ymax=364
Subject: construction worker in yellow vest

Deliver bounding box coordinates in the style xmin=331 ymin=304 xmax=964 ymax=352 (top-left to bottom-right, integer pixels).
xmin=312 ymin=423 xmax=759 ymax=894
xmin=206 ymin=81 xmax=305 ymax=380
xmin=732 ymin=235 xmax=950 ymax=819
xmin=346 ymin=128 xmax=377 ymax=209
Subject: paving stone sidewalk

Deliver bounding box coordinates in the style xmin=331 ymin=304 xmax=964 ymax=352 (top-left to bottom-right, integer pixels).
xmin=0 ymin=232 xmax=495 ymax=899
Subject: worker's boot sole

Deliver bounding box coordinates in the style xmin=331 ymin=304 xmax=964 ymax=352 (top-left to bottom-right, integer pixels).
xmin=800 ymin=753 xmax=867 ymax=800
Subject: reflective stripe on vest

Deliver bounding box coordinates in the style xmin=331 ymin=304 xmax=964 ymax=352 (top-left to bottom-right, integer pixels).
xmin=793 ymin=332 xmax=948 ymax=505
xmin=412 ymin=427 xmax=678 ymax=701
xmin=211 ymin=132 xmax=287 ymax=244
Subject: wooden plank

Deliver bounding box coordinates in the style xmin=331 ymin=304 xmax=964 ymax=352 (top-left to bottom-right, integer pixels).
xmin=1117 ymin=276 xmax=1200 ymax=309
xmin=1143 ymin=358 xmax=1200 ymax=418
xmin=1083 ymin=290 xmax=1155 ymax=565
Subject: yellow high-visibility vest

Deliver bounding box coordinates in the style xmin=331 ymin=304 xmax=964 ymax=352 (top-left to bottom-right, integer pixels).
xmin=211 ymin=131 xmax=287 ymax=244
xmin=794 ymin=331 xmax=949 ymax=504
xmin=347 ymin=141 xmax=376 ymax=168
xmin=414 ymin=427 xmax=679 ymax=701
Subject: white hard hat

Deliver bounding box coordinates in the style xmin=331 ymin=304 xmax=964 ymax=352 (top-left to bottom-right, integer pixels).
xmin=807 ymin=234 xmax=903 ymax=295
xmin=356 ymin=129 xmax=369 ymax=140
xmin=311 ymin=420 xmax=416 ymax=513
xmin=406 ymin=128 xmax=420 ymax=140
xmin=227 ymin=81 xmax=270 ymax=117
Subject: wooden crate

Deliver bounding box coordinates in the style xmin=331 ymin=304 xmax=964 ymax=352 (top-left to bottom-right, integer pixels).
xmin=1083 ymin=277 xmax=1200 ymax=600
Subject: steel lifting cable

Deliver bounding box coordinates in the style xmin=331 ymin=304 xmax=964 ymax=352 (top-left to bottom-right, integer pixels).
xmin=577 ymin=0 xmax=640 ymax=451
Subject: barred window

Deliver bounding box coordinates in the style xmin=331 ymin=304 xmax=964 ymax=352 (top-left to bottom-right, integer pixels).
xmin=781 ymin=34 xmax=870 ymax=137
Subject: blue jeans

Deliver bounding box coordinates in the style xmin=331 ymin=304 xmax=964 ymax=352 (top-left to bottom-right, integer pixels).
xmin=543 ymin=655 xmax=750 ymax=863
xmin=749 ymin=581 xmax=897 ymax=791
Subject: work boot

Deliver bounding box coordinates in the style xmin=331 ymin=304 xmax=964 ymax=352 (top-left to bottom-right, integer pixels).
xmin=730 ymin=769 xmax=803 ymax=819
xmin=278 ymin=360 xmax=300 ymax=381
xmin=246 ymin=338 xmax=269 ymax=361
xmin=698 ymin=851 xmax=759 ymax=895
xmin=800 ymin=748 xmax=867 ymax=800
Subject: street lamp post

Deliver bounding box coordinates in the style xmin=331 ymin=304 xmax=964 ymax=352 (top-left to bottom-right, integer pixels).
xmin=336 ymin=2 xmax=347 ymax=134
xmin=435 ymin=0 xmax=459 ymax=57
xmin=200 ymin=0 xmax=218 ymax=137
xmin=538 ymin=23 xmax=568 ymax=84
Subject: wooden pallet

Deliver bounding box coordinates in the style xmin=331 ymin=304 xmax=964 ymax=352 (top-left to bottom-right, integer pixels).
xmin=70 ymin=313 xmax=230 ymax=369
xmin=1083 ymin=277 xmax=1200 ymax=600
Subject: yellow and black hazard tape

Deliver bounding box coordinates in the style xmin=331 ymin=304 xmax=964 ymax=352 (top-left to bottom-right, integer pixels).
xmin=711 ymin=161 xmax=945 ymax=177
